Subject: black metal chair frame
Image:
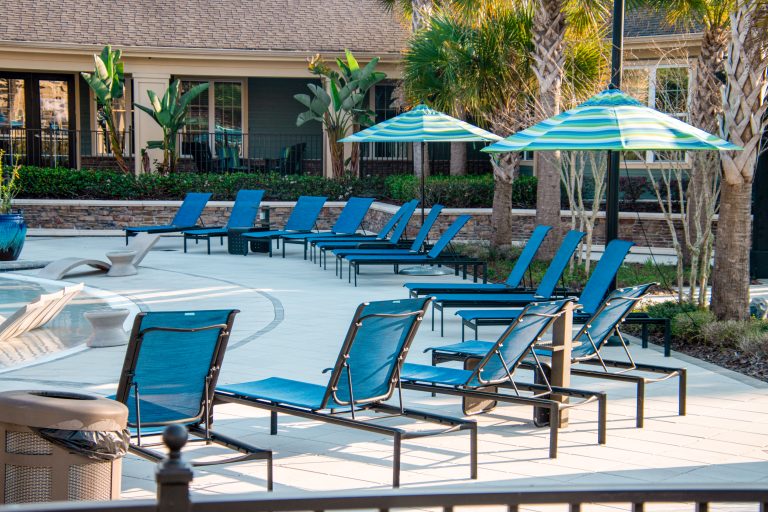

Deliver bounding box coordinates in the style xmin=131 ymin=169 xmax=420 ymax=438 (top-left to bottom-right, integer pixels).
xmin=215 ymin=301 xmax=477 ymax=488
xmin=115 ymin=310 xmax=273 ymax=490
xmin=407 ymin=304 xmax=607 ymax=458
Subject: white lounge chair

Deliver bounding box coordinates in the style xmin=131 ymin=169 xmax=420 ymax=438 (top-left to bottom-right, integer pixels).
xmin=39 ymin=233 xmax=159 ymax=280
xmin=0 ymin=283 xmax=84 ymax=342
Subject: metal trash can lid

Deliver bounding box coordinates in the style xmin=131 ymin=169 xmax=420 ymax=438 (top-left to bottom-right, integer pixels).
xmin=0 ymin=390 xmax=128 ymax=431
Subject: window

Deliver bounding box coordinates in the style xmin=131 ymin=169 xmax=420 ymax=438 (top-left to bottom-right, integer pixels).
xmin=363 ymin=83 xmax=408 ymax=160
xmin=622 ymin=65 xmax=690 ymax=164
xmin=180 ymin=80 xmax=245 ymax=158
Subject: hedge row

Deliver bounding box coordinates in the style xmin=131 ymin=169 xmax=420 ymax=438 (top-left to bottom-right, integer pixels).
xmin=15 ymin=166 xmax=538 ymax=208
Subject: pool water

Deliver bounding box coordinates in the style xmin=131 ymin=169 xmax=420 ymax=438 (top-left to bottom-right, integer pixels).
xmin=0 ymin=277 xmax=109 ymax=368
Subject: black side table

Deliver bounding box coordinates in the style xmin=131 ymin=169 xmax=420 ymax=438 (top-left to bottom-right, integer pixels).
xmin=228 ymin=224 xmax=270 ymax=255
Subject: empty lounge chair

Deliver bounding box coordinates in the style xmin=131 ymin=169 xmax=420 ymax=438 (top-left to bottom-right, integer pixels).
xmin=240 ymin=195 xmax=327 ymax=257
xmin=182 ymin=189 xmax=265 ymax=254
xmin=112 ymin=309 xmax=273 ymax=490
xmin=124 ymin=192 xmax=211 ymax=244
xmin=216 ymin=298 xmax=477 ymax=488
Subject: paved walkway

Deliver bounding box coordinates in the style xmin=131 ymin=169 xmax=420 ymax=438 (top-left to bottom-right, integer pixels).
xmin=3 ymin=236 xmax=767 ymax=508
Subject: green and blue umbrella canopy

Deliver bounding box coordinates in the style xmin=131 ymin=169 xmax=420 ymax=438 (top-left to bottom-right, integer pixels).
xmin=483 ymin=89 xmax=740 ymax=153
xmin=340 ymin=104 xmax=502 ymax=143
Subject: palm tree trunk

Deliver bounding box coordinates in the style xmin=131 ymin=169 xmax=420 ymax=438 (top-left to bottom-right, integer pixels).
xmin=685 ymin=25 xmax=728 ymax=265
xmin=531 ymin=0 xmax=566 ymax=259
xmin=411 ymin=0 xmax=433 ymax=31
xmin=712 ymin=181 xmax=752 ymax=320
xmin=450 ymin=142 xmax=467 ymax=176
xmin=491 ymin=152 xmax=521 ymax=248
xmin=710 ymin=2 xmax=768 ymax=320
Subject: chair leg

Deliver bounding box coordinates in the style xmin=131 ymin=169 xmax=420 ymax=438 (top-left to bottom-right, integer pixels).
xmin=470 ymin=422 xmax=478 ymax=480
xmin=267 ymin=451 xmax=273 ymax=491
xmin=598 ymin=393 xmax=607 ymax=445
xmin=207 ymin=238 xmax=211 ymax=255
xmin=270 ymin=411 xmax=278 ymax=435
xmin=679 ymin=368 xmax=687 ymax=416
xmin=184 ymin=237 xmax=188 ymax=253
xmin=549 ymin=403 xmax=559 ymax=458
xmin=636 ymin=380 xmax=646 ymax=428
xmin=393 ymin=432 xmax=401 ymax=488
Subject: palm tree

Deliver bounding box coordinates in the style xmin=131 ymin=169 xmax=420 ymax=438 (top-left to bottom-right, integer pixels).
xmin=402 ymin=6 xmax=604 ymax=248
xmin=710 ymin=0 xmax=768 ymax=320
xmin=529 ymin=0 xmax=611 ymax=258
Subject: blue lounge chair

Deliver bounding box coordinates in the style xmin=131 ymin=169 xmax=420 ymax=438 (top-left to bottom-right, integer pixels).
xmin=182 ymin=189 xmax=264 ymax=254
xmin=456 ymin=239 xmax=635 ymax=340
xmin=215 ymin=298 xmax=477 ymax=488
xmin=240 ymin=195 xmax=327 ymax=257
xmin=311 ymin=200 xmax=419 ymax=267
xmin=344 ymin=215 xmax=485 ymax=287
xmin=400 ymin=299 xmax=606 ymax=458
xmin=332 ymin=204 xmax=444 ymax=278
xmin=405 ymin=225 xmax=552 ymax=298
xmin=428 ymin=230 xmax=586 ymax=335
xmin=113 ymin=309 xmax=272 ymax=490
xmin=435 ymin=284 xmax=687 ymax=428
xmin=124 ymin=192 xmax=211 ymax=244
xmin=280 ymin=197 xmax=376 ymax=259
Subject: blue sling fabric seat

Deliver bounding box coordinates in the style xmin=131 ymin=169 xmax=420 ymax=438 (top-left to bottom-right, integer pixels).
xmin=405 ymin=225 xmax=552 ymax=297
xmin=124 ymin=192 xmax=211 ymax=244
xmin=216 ymin=298 xmax=477 ymax=488
xmin=182 ymin=189 xmax=264 ymax=254
xmin=342 ymin=215 xmax=486 ymax=287
xmin=280 ymin=197 xmax=376 ymax=259
xmin=312 ymin=200 xmax=419 ymax=266
xmin=455 ymin=239 xmax=635 ymax=340
xmin=240 ymin=195 xmax=327 ymax=256
xmin=112 ymin=309 xmax=272 ymax=490
xmin=428 ymin=230 xmax=587 ymax=335
xmin=332 ymin=205 xmax=444 ymax=277
xmin=401 ymin=299 xmax=606 ymax=458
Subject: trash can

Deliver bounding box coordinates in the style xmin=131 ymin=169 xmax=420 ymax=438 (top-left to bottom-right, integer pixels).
xmin=0 ymin=390 xmax=129 ymax=503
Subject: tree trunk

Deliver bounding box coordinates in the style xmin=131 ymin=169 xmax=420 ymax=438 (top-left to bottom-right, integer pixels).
xmin=531 ymin=0 xmax=566 ymax=259
xmin=685 ymin=25 xmax=728 ymax=265
xmin=491 ymin=152 xmax=521 ymax=248
xmin=711 ymin=181 xmax=752 ymax=320
xmin=414 ymin=142 xmax=430 ymax=178
xmin=450 ymin=142 xmax=467 ymax=176
xmin=710 ymin=2 xmax=767 ymax=320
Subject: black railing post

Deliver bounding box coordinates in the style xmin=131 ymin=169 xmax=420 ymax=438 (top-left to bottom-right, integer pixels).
xmin=156 ymin=425 xmax=193 ymax=512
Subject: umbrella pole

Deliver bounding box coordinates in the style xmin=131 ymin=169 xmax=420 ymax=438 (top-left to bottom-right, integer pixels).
xmin=420 ymin=140 xmax=426 ymax=224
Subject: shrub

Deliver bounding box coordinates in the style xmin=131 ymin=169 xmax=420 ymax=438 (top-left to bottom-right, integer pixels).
xmin=643 ymin=301 xmax=713 ymax=341
xmin=16 ymin=166 xmax=389 ymax=201
xmin=384 ymin=174 xmax=537 ymax=208
xmin=701 ymin=319 xmax=768 ymax=356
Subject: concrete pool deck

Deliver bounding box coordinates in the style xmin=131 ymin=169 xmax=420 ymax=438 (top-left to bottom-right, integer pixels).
xmin=1 ymin=235 xmax=767 ymax=505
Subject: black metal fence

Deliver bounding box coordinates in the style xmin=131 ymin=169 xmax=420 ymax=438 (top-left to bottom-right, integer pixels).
xmin=2 ymin=427 xmax=765 ymax=512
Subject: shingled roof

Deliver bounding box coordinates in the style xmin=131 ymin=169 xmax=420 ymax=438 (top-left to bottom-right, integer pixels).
xmin=3 ymin=0 xmax=410 ymax=54
xmin=3 ymin=2 xmax=699 ymax=55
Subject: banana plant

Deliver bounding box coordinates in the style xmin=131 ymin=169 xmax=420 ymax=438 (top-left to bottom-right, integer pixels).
xmin=295 ymin=50 xmax=385 ymax=177
xmin=134 ymin=80 xmax=209 ymax=173
xmin=81 ymin=46 xmax=131 ymax=174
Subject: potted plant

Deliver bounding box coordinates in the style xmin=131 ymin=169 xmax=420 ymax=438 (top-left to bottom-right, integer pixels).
xmin=0 ymin=150 xmax=25 ymax=261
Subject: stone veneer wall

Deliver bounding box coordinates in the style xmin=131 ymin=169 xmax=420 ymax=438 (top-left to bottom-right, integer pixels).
xmin=16 ymin=199 xmax=711 ymax=247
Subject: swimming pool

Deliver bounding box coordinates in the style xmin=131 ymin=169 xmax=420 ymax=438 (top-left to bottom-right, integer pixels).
xmin=0 ymin=276 xmax=134 ymax=369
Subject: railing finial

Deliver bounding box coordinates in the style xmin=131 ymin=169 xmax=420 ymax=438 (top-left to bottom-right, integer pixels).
xmin=156 ymin=425 xmax=193 ymax=512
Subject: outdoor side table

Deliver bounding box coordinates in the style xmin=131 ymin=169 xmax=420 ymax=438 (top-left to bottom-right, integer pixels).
xmin=85 ymin=308 xmax=129 ymax=348
xmin=228 ymin=225 xmax=270 ymax=256
xmin=105 ymin=250 xmax=137 ymax=277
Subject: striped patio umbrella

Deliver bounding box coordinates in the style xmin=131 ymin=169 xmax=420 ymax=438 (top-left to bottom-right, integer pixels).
xmin=341 ymin=104 xmax=501 ymax=223
xmin=482 ymin=88 xmax=740 ymax=153
xmin=482 ymin=88 xmax=740 ymax=262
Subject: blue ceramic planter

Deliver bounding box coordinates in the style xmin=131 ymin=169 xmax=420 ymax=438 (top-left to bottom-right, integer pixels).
xmin=0 ymin=212 xmax=27 ymax=261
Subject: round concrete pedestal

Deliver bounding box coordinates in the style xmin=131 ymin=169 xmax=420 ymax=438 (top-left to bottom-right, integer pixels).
xmin=85 ymin=309 xmax=129 ymax=348
xmin=106 ymin=250 xmax=137 ymax=277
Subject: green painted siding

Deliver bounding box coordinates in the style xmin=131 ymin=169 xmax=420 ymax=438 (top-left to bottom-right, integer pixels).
xmin=247 ymin=77 xmax=322 ymax=159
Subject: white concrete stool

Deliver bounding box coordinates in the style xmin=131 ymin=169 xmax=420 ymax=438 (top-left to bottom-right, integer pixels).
xmin=85 ymin=309 xmax=129 ymax=348
xmin=106 ymin=250 xmax=138 ymax=277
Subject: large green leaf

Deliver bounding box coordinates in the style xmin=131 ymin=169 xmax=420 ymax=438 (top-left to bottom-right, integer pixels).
xmin=344 ymin=49 xmax=360 ymax=72
xmin=296 ymin=111 xmax=322 ymax=126
xmin=294 ymin=93 xmax=312 ymax=109
xmin=307 ymin=83 xmax=331 ymax=108
xmin=94 ymin=55 xmax=109 ymax=81
xmin=145 ymin=140 xmax=164 ymax=149
xmin=133 ymin=103 xmax=156 ymax=119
